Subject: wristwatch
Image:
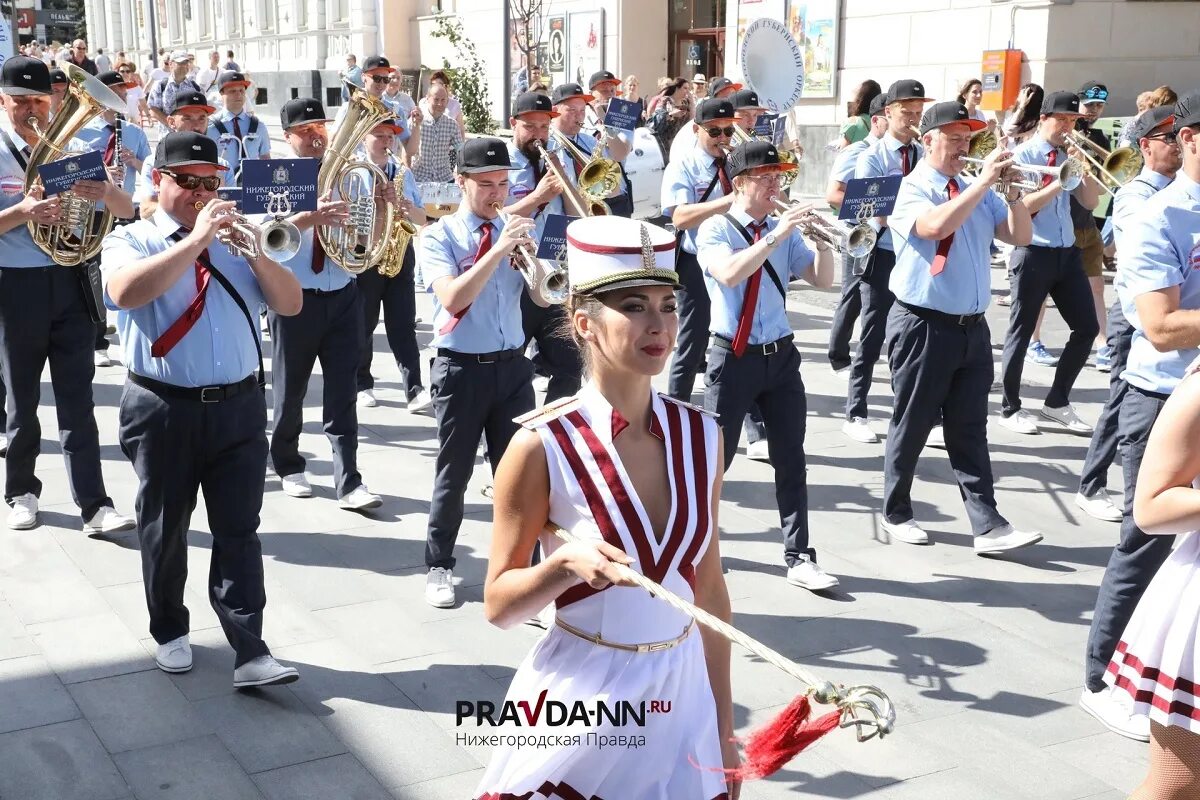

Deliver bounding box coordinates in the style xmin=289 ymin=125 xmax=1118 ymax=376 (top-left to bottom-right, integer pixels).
xmin=764 ymin=232 xmax=778 ymax=247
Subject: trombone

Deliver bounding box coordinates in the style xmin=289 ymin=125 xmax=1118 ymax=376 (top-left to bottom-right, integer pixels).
xmin=490 ymin=203 xmax=569 ymax=306
xmin=535 ymin=141 xmax=608 ymax=217
xmin=548 ymin=129 xmax=623 ymax=202
xmin=959 ymin=130 xmax=1085 ymax=192
xmin=774 ymin=198 xmax=876 ymax=259
xmin=1065 ymin=130 xmax=1143 ymax=194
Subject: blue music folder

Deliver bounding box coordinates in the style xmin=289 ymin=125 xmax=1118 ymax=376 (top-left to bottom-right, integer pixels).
xmin=603 ymin=99 xmax=640 ymax=132
xmin=241 ymin=158 xmax=319 ymax=214
xmin=217 ymin=187 xmax=243 ymax=209
xmin=38 ymin=150 xmax=106 ymax=197
xmin=536 ymin=213 xmax=579 ymax=261
xmin=839 ymin=176 xmax=903 ymax=221
xmin=753 ymin=113 xmax=778 ymax=137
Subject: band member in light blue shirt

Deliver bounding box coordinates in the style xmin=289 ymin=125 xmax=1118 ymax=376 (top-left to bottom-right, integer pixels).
xmin=206 ymin=71 xmax=270 ymax=186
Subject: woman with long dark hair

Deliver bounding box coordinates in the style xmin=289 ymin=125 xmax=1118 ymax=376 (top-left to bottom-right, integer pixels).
xmin=837 ymin=79 xmax=881 ymax=147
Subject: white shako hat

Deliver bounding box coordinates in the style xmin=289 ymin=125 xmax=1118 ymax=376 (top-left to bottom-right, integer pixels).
xmin=565 ymin=216 xmax=679 ymax=295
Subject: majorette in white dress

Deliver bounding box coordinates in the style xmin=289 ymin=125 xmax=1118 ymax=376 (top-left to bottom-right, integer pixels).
xmin=474 ymin=382 xmax=730 ymax=800
xmin=1106 ymin=526 xmax=1200 ymax=733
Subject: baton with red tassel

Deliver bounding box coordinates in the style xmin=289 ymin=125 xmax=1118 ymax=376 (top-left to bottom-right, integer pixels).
xmin=547 ymin=524 xmax=895 ymax=781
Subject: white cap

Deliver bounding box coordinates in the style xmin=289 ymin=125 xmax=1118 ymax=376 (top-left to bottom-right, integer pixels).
xmin=566 ymin=217 xmax=679 ymax=295
xmin=693 ymin=73 xmax=707 ymax=84
xmin=169 ymin=50 xmax=192 ymax=63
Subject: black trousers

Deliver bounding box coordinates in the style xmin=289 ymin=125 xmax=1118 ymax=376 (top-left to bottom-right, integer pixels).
xmin=607 ymin=192 xmax=634 ymax=218
xmin=1000 ymin=245 xmax=1098 ymax=416
xmin=1084 ymin=385 xmax=1175 ymax=691
xmin=355 ymin=249 xmax=424 ymax=399
xmin=521 ymin=294 xmax=582 ymax=404
xmin=268 ymin=282 xmax=364 ymax=498
xmin=0 ymin=266 xmax=111 ymax=519
xmin=883 ymin=305 xmax=1007 ymax=535
xmin=846 ymin=245 xmax=896 ymax=420
xmin=828 ymin=250 xmax=865 ymax=371
xmin=1079 ymin=300 xmax=1133 ymax=498
xmin=704 ymin=340 xmax=813 ymax=564
xmin=426 ymin=352 xmax=535 ymax=569
xmin=668 ymin=250 xmax=710 ymax=401
xmin=118 ymin=379 xmax=271 ymax=667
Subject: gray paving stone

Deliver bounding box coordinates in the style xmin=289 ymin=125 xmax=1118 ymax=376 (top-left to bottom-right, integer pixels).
xmin=29 ymin=611 xmax=154 ymax=684
xmin=391 ymin=767 xmax=485 ymax=799
xmin=252 ymin=753 xmax=392 ymax=800
xmin=0 ymin=654 xmax=81 ymax=734
xmin=0 ymin=719 xmax=128 ymax=800
xmin=113 ymin=734 xmax=264 ymax=800
xmin=67 ymin=670 xmax=212 ymax=754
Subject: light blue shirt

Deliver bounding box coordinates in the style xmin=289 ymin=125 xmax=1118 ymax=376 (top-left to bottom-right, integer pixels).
xmin=831 ymin=135 xmax=876 ymax=186
xmin=1012 ymin=134 xmax=1074 ymax=248
xmin=506 ymin=143 xmax=565 ymax=241
xmin=696 ymin=207 xmax=815 ymax=344
xmin=662 ymin=145 xmax=728 ymax=254
xmin=855 ymin=132 xmax=923 ymax=252
xmin=422 ymin=206 xmax=527 ymax=353
xmin=380 ymin=93 xmax=415 ymax=143
xmin=349 ymin=147 xmax=423 ymax=208
xmin=206 ymin=109 xmax=272 ymax=186
xmin=889 ymin=160 xmax=1008 ymax=315
xmin=1117 ymin=172 xmax=1200 ymax=395
xmin=278 ymin=225 xmax=353 ymax=292
xmin=0 ymin=123 xmax=55 ymax=268
xmin=1112 ymin=167 xmax=1172 ymax=250
xmin=71 ymin=115 xmax=150 ymax=198
xmin=99 ymin=210 xmax=265 ymax=387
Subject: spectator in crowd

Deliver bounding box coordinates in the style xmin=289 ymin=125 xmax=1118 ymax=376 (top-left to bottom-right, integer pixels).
xmin=95 ymin=48 xmax=111 ymax=73
xmin=224 ymin=50 xmax=241 ymax=71
xmin=341 ymin=54 xmax=362 ymax=101
xmin=623 ymin=74 xmax=645 ymax=125
xmin=196 ymin=51 xmax=222 ymax=95
xmin=412 ymin=82 xmax=463 ymax=183
xmin=957 ymin=77 xmax=995 ymax=131
xmin=645 ymin=76 xmax=673 ymax=116
xmin=837 ymin=79 xmax=882 ymax=147
xmin=67 ymin=39 xmax=98 ymax=75
xmin=648 ymin=77 xmax=693 ymax=152
xmin=117 ymin=60 xmax=145 ymax=125
xmin=420 ymin=70 xmax=466 ymax=137
xmin=147 ymin=51 xmax=201 ymax=128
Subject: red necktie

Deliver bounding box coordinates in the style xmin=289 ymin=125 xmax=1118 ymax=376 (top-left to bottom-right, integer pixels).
xmin=311 ymin=232 xmax=326 ymax=273
xmin=730 ymin=221 xmax=766 ymax=357
xmin=716 ymin=158 xmax=732 ymax=195
xmin=102 ymin=124 xmax=116 ymax=165
xmin=1042 ymin=149 xmax=1057 ymax=188
xmin=151 ymin=245 xmax=213 ymax=357
xmin=930 ymin=179 xmax=961 ymax=277
xmin=232 ymin=114 xmax=243 ymax=141
xmin=438 ymin=222 xmax=493 ymax=335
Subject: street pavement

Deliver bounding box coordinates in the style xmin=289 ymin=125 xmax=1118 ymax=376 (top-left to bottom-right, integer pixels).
xmin=0 ymin=256 xmax=1145 ymax=799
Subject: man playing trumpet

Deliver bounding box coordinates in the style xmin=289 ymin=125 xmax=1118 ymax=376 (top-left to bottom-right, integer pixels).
xmin=883 ymin=101 xmax=1042 ymax=555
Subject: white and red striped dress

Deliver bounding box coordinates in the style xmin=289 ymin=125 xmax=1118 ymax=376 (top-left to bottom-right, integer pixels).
xmin=474 ymin=383 xmax=730 ymax=800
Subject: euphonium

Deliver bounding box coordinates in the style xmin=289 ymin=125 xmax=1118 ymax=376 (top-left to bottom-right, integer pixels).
xmin=316 ymin=80 xmax=396 ymax=274
xmin=549 ymin=129 xmax=622 ymax=201
xmin=377 ymin=156 xmax=418 ymax=278
xmin=25 ymin=63 xmax=127 ymax=266
xmin=491 ymin=203 xmax=568 ymax=306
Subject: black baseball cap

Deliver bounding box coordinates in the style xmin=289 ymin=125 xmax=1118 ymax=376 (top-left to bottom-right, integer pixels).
xmin=218 ymin=71 xmax=251 ymax=91
xmin=153 ymin=131 xmax=227 ymax=170
xmin=1173 ymin=93 xmax=1200 ymax=132
xmin=1128 ymin=106 xmax=1175 ymax=141
xmin=280 ymin=98 xmax=330 ymax=129
xmin=868 ymin=92 xmax=889 ymax=116
xmin=730 ymin=88 xmax=766 ymax=112
xmin=919 ymin=101 xmax=987 ymax=135
xmin=695 ymin=98 xmax=737 ymax=125
xmin=170 ymin=90 xmax=215 ymax=115
xmin=589 ymin=70 xmax=621 ymax=90
xmin=726 ymin=140 xmax=797 ymax=179
xmin=363 ymin=55 xmax=393 ymax=75
xmin=1078 ymin=81 xmax=1109 ymax=105
xmin=707 ymin=77 xmax=743 ymax=98
xmin=96 ymin=70 xmax=124 ymax=88
xmin=511 ymin=91 xmax=558 ymax=119
xmin=551 ymin=82 xmax=594 ymax=105
xmin=0 ymin=56 xmax=50 ymax=96
xmin=48 ymin=68 xmax=67 ymax=86
xmin=457 ymin=137 xmax=511 ymax=175
xmin=887 ymin=79 xmax=932 ymax=104
xmin=1041 ymin=91 xmax=1083 ymax=116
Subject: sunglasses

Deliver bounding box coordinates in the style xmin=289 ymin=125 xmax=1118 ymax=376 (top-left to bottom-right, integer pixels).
xmin=704 ymin=125 xmax=735 ymax=138
xmin=1147 ymin=132 xmax=1179 ymax=144
xmin=1082 ymin=88 xmax=1109 ymax=102
xmin=160 ymin=171 xmax=222 ymax=191
xmin=370 ymin=75 xmax=389 ymax=84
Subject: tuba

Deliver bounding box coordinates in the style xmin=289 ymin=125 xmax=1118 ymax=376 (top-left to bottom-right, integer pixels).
xmin=316 ymin=80 xmax=396 ymax=274
xmin=25 ymin=63 xmax=127 ymax=266
xmin=377 ymin=156 xmax=418 ymax=278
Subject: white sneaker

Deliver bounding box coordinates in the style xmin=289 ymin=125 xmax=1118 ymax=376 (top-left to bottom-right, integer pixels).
xmin=339 ymin=485 xmax=382 ymax=511
xmin=786 ymin=556 xmax=839 ymax=591
xmin=232 ymin=655 xmax=299 ymax=688
xmin=1075 ymin=492 xmax=1123 ymax=523
xmin=1079 ymin=686 xmax=1151 ymax=743
xmin=842 ymin=417 xmax=879 ymax=444
xmin=408 ymin=388 xmax=434 ymax=414
xmin=83 ymin=506 xmax=135 ymax=533
xmin=998 ymin=410 xmax=1040 ymax=435
xmin=7 ymin=493 xmax=38 ymax=530
xmin=94 ymin=350 xmax=114 ymax=367
xmin=926 ymin=426 xmax=946 ymax=449
xmin=155 ymin=634 xmax=192 ymax=673
xmin=426 ymin=567 xmax=456 ymax=608
xmin=746 ymin=439 xmax=771 ymax=462
xmin=0 ymin=434 xmax=7 ymax=456
xmin=1040 ymin=403 xmax=1094 ymax=435
xmin=280 ymin=473 xmax=313 ymax=498
xmin=358 ymin=389 xmax=378 ymax=408
xmin=975 ymin=524 xmax=1043 ymax=555
xmin=882 ymin=518 xmax=929 ymax=545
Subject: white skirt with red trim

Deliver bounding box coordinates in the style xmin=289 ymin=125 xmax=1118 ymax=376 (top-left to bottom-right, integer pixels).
xmin=473 ymin=625 xmax=729 ymax=800
xmin=1106 ymin=532 xmax=1200 ymax=733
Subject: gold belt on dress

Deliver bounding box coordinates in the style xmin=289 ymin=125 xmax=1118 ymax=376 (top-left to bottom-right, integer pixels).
xmin=554 ymin=616 xmax=694 ymax=654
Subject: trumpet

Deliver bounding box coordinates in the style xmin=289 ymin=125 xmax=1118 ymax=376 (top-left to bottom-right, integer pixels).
xmin=960 ymin=155 xmax=1084 ymax=192
xmin=197 ymin=198 xmax=303 ymax=262
xmin=774 ymin=198 xmax=876 ymax=258
xmin=1065 ymin=130 xmax=1142 ymax=193
xmin=490 ymin=203 xmax=569 ymax=306
xmin=960 ymin=129 xmax=1039 ymax=193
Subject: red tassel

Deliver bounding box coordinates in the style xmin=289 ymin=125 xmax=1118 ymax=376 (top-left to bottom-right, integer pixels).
xmin=727 ymin=694 xmax=842 ymax=780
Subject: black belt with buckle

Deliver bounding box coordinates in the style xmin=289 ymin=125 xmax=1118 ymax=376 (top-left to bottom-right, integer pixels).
xmin=711 ymin=334 xmax=793 ymax=357
xmin=303 ymin=285 xmax=351 ymax=297
xmin=897 ymin=301 xmax=985 ymax=327
xmin=437 ymin=347 xmax=523 ymax=364
xmin=128 ymin=372 xmax=261 ymax=403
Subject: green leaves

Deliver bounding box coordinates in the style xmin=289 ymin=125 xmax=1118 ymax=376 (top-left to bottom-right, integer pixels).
xmin=428 ymin=16 xmax=496 ymax=135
